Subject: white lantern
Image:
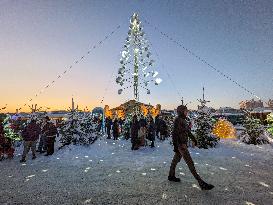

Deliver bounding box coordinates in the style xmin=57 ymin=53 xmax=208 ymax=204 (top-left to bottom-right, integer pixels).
xmin=155 ymin=78 xmax=162 ymax=85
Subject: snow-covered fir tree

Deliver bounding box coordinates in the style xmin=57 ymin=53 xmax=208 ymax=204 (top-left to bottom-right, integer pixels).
xmin=240 ymin=116 xmax=270 ymax=145
xmin=266 ymin=113 xmax=273 ymax=135
xmin=59 ymin=109 xmax=101 ymax=147
xmin=194 ymin=110 xmax=219 ymax=149
xmin=59 ymin=109 xmax=81 ymax=147
xmin=122 ymin=115 xmax=132 ymax=140
xmin=2 ymin=115 xmax=21 ymax=142
xmin=78 ymin=113 xmax=100 ymax=145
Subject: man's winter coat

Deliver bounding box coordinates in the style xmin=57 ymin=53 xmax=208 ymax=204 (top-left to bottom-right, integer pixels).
xmin=42 ymin=122 xmax=57 ymax=137
xmin=22 ymin=121 xmax=41 ymax=141
xmin=172 ymin=114 xmax=197 ymax=152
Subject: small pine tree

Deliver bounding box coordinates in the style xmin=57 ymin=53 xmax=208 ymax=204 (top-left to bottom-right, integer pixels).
xmin=194 ymin=111 xmax=219 ymax=149
xmin=240 ymin=116 xmax=270 ymax=145
xmin=2 ymin=115 xmax=21 ymax=142
xmin=59 ymin=110 xmax=100 ymax=147
xmin=122 ymin=114 xmax=133 ymax=140
xmin=266 ymin=113 xmax=273 ymax=135
xmin=78 ymin=113 xmax=99 ymax=145
xmin=59 ymin=109 xmax=81 ymax=147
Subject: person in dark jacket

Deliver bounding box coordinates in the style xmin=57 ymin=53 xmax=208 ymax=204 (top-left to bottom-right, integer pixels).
xmin=155 ymin=115 xmax=160 ymax=139
xmin=20 ymin=119 xmax=41 ymax=162
xmin=105 ymin=116 xmax=112 ymax=139
xmin=130 ymin=115 xmax=139 ymax=150
xmin=168 ymin=105 xmax=214 ymax=190
xmin=147 ymin=116 xmax=155 ymax=148
xmin=42 ymin=116 xmax=58 ymax=156
xmin=112 ymin=119 xmax=119 ymax=140
xmin=159 ymin=118 xmax=168 ymax=141
xmin=118 ymin=118 xmax=123 ymax=133
xmin=37 ymin=119 xmax=47 ymax=153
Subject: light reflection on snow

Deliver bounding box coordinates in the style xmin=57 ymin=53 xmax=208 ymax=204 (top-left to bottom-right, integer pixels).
xmin=195 ymin=153 xmax=200 ymax=155
xmin=163 ymin=162 xmax=166 ymax=164
xmin=84 ymin=198 xmax=92 ymax=204
xmin=205 ymin=164 xmax=209 ymax=166
xmin=245 ymin=201 xmax=255 ymax=205
xmin=116 ymin=170 xmax=121 ymax=173
xmin=232 ymin=157 xmax=236 ymax=159
xmin=179 ymin=167 xmax=182 ymax=170
xmin=100 ymin=160 xmax=103 ymax=162
xmin=245 ymin=164 xmax=251 ymax=167
xmin=259 ymin=182 xmax=270 ymax=188
xmin=75 ymin=157 xmax=79 ymax=159
xmin=192 ymin=184 xmax=201 ymax=190
xmin=42 ymin=169 xmax=48 ymax=173
xmin=219 ymin=167 xmax=228 ymax=171
xmin=89 ymin=160 xmax=92 ymax=162
xmin=84 ymin=156 xmax=89 ymax=158
xmin=179 ymin=172 xmax=185 ymax=176
xmin=150 ymin=168 xmax=156 ymax=171
xmin=8 ymin=175 xmax=13 ymax=178
xmin=26 ymin=175 xmax=35 ymax=179
xmin=21 ymin=164 xmax=27 ymax=166
xmin=162 ymin=193 xmax=167 ymax=199
xmin=142 ymin=173 xmax=147 ymax=176
xmin=111 ymin=153 xmax=115 ymax=155
xmin=56 ymin=158 xmax=60 ymax=160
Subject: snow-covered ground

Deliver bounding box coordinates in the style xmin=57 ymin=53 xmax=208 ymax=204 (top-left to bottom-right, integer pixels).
xmin=1 ymin=136 xmax=273 ymax=205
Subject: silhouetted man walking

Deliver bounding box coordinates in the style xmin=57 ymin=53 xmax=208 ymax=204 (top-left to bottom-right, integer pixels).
xmin=168 ymin=105 xmax=214 ymax=190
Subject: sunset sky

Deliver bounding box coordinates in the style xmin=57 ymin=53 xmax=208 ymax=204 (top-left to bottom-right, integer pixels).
xmin=1 ymin=0 xmax=272 ymax=113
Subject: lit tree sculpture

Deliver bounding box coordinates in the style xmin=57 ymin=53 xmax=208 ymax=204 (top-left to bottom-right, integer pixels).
xmin=212 ymin=118 xmax=236 ymax=139
xmin=116 ymin=13 xmax=162 ymax=102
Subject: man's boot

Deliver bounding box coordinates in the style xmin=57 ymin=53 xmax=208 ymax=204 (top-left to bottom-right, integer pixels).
xmin=168 ymin=176 xmax=181 ymax=182
xmin=198 ymin=180 xmax=214 ymax=190
xmin=20 ymin=157 xmax=26 ymax=163
xmin=32 ymin=155 xmax=36 ymax=160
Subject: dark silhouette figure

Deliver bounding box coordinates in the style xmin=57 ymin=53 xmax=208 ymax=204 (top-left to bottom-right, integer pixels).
xmin=105 ymin=116 xmax=112 ymax=139
xmin=112 ymin=119 xmax=120 ymax=140
xmin=168 ymin=105 xmax=214 ymax=190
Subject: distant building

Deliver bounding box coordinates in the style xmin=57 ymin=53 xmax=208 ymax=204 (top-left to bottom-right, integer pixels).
xmin=268 ymin=99 xmax=273 ymax=108
xmin=104 ymin=100 xmax=161 ymax=119
xmin=239 ymin=99 xmax=264 ymax=110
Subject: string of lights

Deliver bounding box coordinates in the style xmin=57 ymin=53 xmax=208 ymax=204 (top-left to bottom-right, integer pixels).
xmin=6 ymin=25 xmax=121 ymax=112
xmin=144 ymin=19 xmax=263 ymax=101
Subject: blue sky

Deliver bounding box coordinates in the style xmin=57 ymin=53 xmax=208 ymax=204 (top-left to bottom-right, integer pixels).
xmin=0 ymin=0 xmax=272 ymax=111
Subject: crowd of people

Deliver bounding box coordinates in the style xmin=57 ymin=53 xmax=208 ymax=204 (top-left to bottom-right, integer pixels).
xmin=20 ymin=116 xmax=58 ymax=162
xmin=104 ymin=114 xmax=170 ymax=150
xmin=0 ymin=105 xmax=215 ymax=190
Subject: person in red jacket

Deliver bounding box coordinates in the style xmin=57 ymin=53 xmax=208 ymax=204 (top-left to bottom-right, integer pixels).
xmin=20 ymin=119 xmax=41 ymax=163
xmin=168 ymin=105 xmax=214 ymax=190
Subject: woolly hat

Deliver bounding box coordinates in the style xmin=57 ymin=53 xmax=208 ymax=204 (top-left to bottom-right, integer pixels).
xmin=177 ymin=105 xmax=188 ymax=115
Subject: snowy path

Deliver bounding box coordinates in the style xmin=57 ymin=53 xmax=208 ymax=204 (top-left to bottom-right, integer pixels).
xmin=1 ymin=137 xmax=273 ymax=205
